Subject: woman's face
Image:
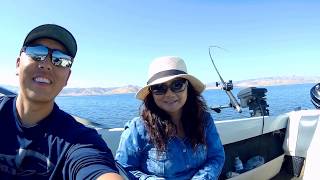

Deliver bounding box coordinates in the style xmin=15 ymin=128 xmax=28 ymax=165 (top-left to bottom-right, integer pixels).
xmin=151 ymin=78 xmax=188 ymax=119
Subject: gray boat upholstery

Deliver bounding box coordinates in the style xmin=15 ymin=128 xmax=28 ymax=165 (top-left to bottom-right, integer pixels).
xmin=217 ymin=114 xmax=287 ymax=180
xmin=283 ymin=110 xmax=319 ymax=158
xmin=98 ymin=128 xmax=123 ymax=157
xmin=282 ymin=110 xmax=320 ymax=179
xmin=303 ymin=116 xmax=320 ymax=179
xmin=215 ymin=114 xmax=288 ymax=145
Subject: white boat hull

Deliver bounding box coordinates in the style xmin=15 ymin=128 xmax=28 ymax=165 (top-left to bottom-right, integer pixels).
xmin=76 ymin=109 xmax=320 ymax=179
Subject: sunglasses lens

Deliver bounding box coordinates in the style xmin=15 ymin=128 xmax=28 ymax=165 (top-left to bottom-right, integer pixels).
xmin=171 ymin=79 xmax=187 ymax=92
xmin=150 ymin=79 xmax=187 ymax=95
xmin=24 ymin=46 xmax=48 ymax=61
xmin=150 ymin=84 xmax=168 ymax=95
xmin=52 ymin=51 xmax=73 ymax=68
xmin=24 ymin=45 xmax=73 ymax=68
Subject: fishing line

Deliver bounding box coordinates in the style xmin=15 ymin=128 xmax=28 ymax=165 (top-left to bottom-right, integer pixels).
xmin=208 ymin=45 xmax=228 ymax=85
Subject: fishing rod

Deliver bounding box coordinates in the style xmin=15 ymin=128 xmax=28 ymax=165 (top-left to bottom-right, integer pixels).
xmin=208 ymin=46 xmax=242 ymax=113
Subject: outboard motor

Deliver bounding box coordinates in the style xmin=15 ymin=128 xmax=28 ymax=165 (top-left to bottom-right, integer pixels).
xmin=310 ymin=83 xmax=320 ymax=109
xmin=237 ymin=87 xmax=269 ymax=117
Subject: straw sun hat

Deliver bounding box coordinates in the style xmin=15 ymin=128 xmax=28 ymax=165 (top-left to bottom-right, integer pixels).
xmin=136 ymin=56 xmax=205 ymax=100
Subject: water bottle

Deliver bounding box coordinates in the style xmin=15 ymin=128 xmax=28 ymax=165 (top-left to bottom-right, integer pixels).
xmin=245 ymin=155 xmax=265 ymax=171
xmin=234 ymin=156 xmax=244 ymax=173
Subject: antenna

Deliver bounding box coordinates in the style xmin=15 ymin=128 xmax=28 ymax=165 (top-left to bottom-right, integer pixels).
xmin=209 ymin=46 xmax=242 ymax=113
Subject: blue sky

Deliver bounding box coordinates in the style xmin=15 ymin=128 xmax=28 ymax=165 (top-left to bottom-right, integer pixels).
xmin=0 ymin=0 xmax=319 ymax=88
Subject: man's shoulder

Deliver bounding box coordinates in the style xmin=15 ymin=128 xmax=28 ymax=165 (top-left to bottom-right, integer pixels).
xmin=0 ymin=96 xmax=6 ymax=109
xmin=0 ymin=96 xmax=15 ymax=117
xmin=0 ymin=95 xmax=13 ymax=109
xmin=50 ymin=107 xmax=101 ymax=140
xmin=52 ymin=106 xmax=84 ymax=128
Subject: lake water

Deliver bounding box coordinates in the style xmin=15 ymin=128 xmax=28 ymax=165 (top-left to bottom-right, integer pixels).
xmin=55 ymin=84 xmax=315 ymax=128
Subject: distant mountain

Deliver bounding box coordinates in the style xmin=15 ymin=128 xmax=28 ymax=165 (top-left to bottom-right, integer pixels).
xmin=1 ymin=76 xmax=319 ymax=96
xmin=206 ymin=75 xmax=320 ymax=89
xmin=59 ymin=85 xmax=141 ymax=96
xmin=0 ymin=84 xmax=141 ymax=96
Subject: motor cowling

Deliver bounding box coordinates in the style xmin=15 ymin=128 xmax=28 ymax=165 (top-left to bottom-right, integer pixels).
xmin=310 ymin=83 xmax=320 ymax=109
xmin=237 ymin=87 xmax=269 ymax=117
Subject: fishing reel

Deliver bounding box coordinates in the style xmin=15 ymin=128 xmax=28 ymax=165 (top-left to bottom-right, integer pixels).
xmin=211 ymin=79 xmax=242 ymax=113
xmin=216 ymin=80 xmax=234 ymax=91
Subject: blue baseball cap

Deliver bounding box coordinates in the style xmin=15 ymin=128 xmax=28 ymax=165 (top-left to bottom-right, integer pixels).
xmin=23 ymin=24 xmax=77 ymax=58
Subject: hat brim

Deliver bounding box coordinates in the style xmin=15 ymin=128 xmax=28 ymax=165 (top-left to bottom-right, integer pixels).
xmin=136 ymin=74 xmax=205 ymax=100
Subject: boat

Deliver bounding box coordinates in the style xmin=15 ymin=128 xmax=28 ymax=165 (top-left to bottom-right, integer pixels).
xmin=1 ymin=84 xmax=319 ymax=180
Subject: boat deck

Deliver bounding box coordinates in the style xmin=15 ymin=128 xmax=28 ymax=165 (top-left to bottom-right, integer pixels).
xmin=271 ymin=169 xmax=301 ymax=180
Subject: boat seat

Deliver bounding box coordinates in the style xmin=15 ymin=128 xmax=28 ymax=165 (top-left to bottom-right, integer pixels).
xmin=303 ymin=117 xmax=320 ymax=179
xmin=98 ymin=128 xmax=124 ymax=156
xmin=282 ymin=110 xmax=320 ymax=179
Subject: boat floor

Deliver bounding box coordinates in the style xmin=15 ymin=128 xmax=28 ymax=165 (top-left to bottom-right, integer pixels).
xmin=271 ymin=158 xmax=303 ymax=180
xmin=271 ymin=169 xmax=302 ymax=180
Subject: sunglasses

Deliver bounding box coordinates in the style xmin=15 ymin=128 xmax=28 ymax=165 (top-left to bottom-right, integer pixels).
xmin=22 ymin=45 xmax=73 ymax=68
xmin=149 ymin=79 xmax=188 ymax=95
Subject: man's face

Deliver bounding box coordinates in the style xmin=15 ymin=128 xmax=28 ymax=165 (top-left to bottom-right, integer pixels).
xmin=16 ymin=38 xmax=71 ymax=103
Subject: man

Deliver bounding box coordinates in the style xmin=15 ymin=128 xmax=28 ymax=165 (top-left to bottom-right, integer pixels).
xmin=0 ymin=24 xmax=123 ymax=179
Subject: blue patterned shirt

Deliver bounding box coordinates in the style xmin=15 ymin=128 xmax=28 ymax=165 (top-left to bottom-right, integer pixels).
xmin=116 ymin=112 xmax=225 ymax=180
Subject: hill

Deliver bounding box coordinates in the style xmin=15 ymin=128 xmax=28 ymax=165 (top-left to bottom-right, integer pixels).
xmin=59 ymin=85 xmax=140 ymax=96
xmin=206 ymin=75 xmax=320 ymax=89
xmin=1 ymin=76 xmax=319 ymax=96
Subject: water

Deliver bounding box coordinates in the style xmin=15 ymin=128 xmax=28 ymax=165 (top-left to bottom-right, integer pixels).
xmin=55 ymin=84 xmax=315 ymax=128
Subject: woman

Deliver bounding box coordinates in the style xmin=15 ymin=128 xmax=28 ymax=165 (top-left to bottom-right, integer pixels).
xmin=116 ymin=56 xmax=225 ymax=180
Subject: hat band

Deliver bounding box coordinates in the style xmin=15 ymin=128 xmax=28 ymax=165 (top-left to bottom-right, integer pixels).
xmin=147 ymin=69 xmax=187 ymax=84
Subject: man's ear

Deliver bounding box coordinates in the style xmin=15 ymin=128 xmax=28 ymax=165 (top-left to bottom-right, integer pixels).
xmin=16 ymin=57 xmax=20 ymax=75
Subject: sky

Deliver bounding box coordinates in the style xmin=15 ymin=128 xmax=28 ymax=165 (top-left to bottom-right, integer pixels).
xmin=0 ymin=0 xmax=319 ymax=88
